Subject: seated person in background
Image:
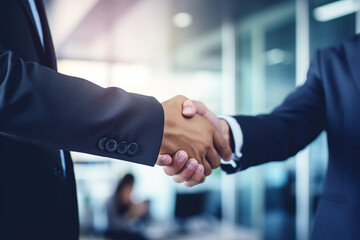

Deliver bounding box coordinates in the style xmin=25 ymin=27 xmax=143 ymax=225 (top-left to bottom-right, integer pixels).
xmin=106 ymin=173 xmax=149 ymax=240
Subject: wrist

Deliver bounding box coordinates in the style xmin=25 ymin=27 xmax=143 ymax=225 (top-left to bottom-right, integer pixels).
xmin=219 ymin=119 xmax=234 ymax=151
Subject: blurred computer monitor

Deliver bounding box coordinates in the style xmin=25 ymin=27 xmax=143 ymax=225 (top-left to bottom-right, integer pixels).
xmin=175 ymin=192 xmax=207 ymax=220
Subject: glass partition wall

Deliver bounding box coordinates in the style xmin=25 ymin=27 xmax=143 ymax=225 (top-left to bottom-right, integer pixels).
xmin=232 ymin=2 xmax=297 ymax=240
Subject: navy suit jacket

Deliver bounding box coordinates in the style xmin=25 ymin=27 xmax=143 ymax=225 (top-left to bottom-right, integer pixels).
xmin=0 ymin=1 xmax=164 ymax=239
xmin=223 ymin=35 xmax=360 ymax=239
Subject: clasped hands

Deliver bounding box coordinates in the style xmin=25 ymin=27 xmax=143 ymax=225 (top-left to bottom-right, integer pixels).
xmin=156 ymin=95 xmax=232 ymax=187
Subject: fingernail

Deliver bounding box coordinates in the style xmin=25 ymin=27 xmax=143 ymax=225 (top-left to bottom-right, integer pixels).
xmin=183 ymin=107 xmax=192 ymax=114
xmin=196 ymin=166 xmax=203 ymax=173
xmin=177 ymin=151 xmax=186 ymax=163
xmin=161 ymin=156 xmax=170 ymax=165
xmin=187 ymin=160 xmax=197 ymax=170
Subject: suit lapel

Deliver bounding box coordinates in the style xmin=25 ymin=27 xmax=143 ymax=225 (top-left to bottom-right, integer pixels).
xmin=19 ymin=0 xmax=37 ymax=29
xmin=18 ymin=0 xmax=57 ymax=70
xmin=19 ymin=0 xmax=45 ymax=56
xmin=35 ymin=0 xmax=57 ymax=70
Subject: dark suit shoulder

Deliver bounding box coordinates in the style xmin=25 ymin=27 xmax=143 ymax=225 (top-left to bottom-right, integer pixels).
xmin=316 ymin=34 xmax=360 ymax=84
xmin=317 ymin=34 xmax=360 ymax=61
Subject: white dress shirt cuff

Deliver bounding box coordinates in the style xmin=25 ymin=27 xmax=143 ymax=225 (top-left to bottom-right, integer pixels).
xmin=218 ymin=115 xmax=244 ymax=169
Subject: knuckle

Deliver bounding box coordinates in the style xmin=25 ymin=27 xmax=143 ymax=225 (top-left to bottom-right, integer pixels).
xmin=204 ymin=168 xmax=212 ymax=176
xmin=164 ymin=167 xmax=176 ymax=176
xmin=212 ymin=159 xmax=221 ymax=169
xmin=202 ymin=140 xmax=211 ymax=150
xmin=220 ymin=139 xmax=227 ymax=150
xmin=184 ymin=182 xmax=193 ymax=187
xmin=173 ymin=176 xmax=184 ymax=183
xmin=175 ymin=95 xmax=187 ymax=102
xmin=216 ymin=138 xmax=227 ymax=151
xmin=193 ymin=153 xmax=202 ymax=163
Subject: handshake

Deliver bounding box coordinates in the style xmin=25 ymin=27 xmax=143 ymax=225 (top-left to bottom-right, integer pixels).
xmin=156 ymin=95 xmax=233 ymax=187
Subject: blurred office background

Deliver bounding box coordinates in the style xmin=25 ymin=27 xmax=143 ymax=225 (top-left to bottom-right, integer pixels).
xmin=42 ymin=0 xmax=360 ymax=239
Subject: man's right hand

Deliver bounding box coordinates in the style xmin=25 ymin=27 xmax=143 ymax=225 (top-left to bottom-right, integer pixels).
xmin=157 ymin=98 xmax=232 ymax=187
xmin=160 ymin=95 xmax=232 ymax=176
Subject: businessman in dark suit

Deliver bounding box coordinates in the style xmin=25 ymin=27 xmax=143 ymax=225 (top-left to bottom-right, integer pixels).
xmin=162 ymin=35 xmax=360 ymax=239
xmin=0 ymin=1 xmax=231 ymax=239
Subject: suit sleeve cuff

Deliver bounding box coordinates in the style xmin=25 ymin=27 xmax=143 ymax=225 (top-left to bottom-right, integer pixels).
xmin=218 ymin=115 xmax=244 ymax=172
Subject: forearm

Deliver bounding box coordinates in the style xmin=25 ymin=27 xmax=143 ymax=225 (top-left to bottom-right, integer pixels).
xmin=0 ymin=49 xmax=164 ymax=165
xmin=222 ymin=52 xmax=326 ymax=171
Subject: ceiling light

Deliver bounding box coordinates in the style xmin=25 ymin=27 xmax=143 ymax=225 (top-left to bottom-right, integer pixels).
xmin=266 ymin=48 xmax=286 ymax=65
xmin=313 ymin=0 xmax=359 ymax=22
xmin=173 ymin=12 xmax=193 ymax=28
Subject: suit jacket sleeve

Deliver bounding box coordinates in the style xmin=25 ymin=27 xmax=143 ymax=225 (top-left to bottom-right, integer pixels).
xmin=228 ymin=51 xmax=326 ymax=172
xmin=0 ymin=44 xmax=164 ymax=166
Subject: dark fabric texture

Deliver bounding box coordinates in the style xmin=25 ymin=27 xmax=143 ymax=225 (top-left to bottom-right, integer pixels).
xmin=222 ymin=35 xmax=360 ymax=240
xmin=0 ymin=0 xmax=164 ymax=239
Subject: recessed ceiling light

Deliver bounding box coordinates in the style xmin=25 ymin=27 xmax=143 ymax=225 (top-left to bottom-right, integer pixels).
xmin=173 ymin=12 xmax=193 ymax=28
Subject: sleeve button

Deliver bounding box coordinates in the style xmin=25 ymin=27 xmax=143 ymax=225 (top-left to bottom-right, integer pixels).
xmin=127 ymin=142 xmax=140 ymax=156
xmin=98 ymin=137 xmax=107 ymax=151
xmin=105 ymin=139 xmax=117 ymax=152
xmin=117 ymin=141 xmax=128 ymax=154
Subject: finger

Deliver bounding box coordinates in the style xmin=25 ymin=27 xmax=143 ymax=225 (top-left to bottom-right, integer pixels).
xmin=163 ymin=150 xmax=188 ymax=176
xmin=199 ymin=174 xmax=206 ymax=183
xmin=202 ymin=156 xmax=212 ymax=176
xmin=184 ymin=165 xmax=204 ymax=187
xmin=172 ymin=159 xmax=199 ymax=183
xmin=213 ymin=129 xmax=232 ymax=161
xmin=206 ymin=147 xmax=221 ymax=169
xmin=156 ymin=154 xmax=172 ymax=166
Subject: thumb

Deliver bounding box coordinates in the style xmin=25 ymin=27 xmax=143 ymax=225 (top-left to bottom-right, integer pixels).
xmin=182 ymin=99 xmax=197 ymax=117
xmin=183 ymin=99 xmax=222 ymax=132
